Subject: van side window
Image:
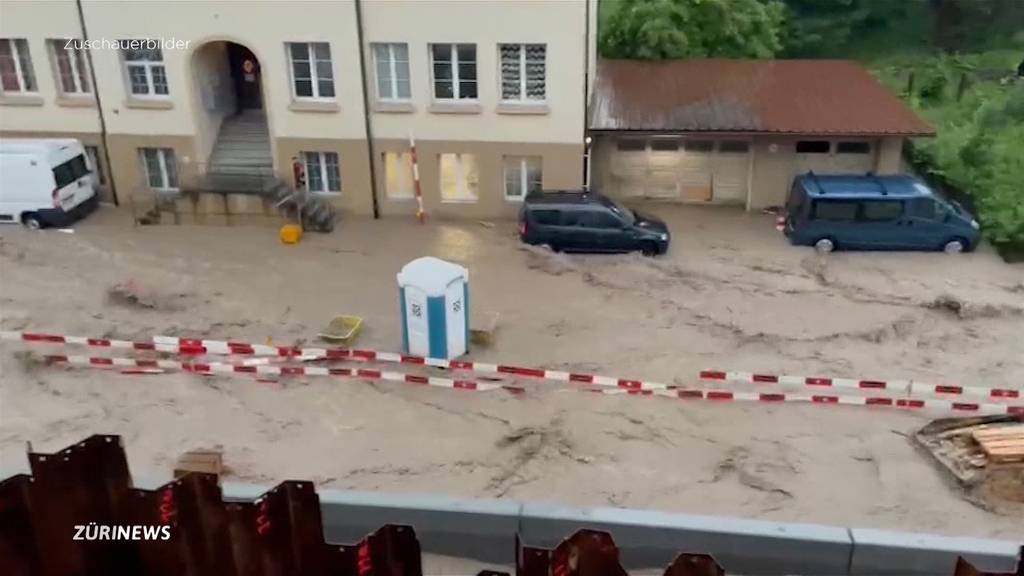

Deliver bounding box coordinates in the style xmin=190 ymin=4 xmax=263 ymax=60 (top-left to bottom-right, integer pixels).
xmin=811 ymin=200 xmax=857 ymax=221
xmin=908 ymin=198 xmax=937 ymax=220
xmin=531 ymin=209 xmax=560 ymax=225
xmin=861 ymin=201 xmax=903 ymax=221
xmin=561 ymin=211 xmax=586 ymax=227
xmin=585 ymin=211 xmax=622 ymax=228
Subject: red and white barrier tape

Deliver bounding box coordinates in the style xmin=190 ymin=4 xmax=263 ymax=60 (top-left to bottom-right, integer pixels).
xmin=3 ymin=330 xmax=1021 ymax=402
xmin=585 ymin=387 xmax=1023 ymax=416
xmin=41 ymin=354 xmax=501 ymax=392
xmin=0 ymin=331 xmax=674 ymax=392
xmin=41 ymin=353 xmax=1024 ymax=416
xmin=48 ymin=350 xmax=1024 ymax=412
xmin=698 ymin=371 xmax=1021 ymax=400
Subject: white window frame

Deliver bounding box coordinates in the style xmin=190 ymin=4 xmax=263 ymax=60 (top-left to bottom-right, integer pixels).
xmin=140 ymin=148 xmax=178 ymax=192
xmin=288 ymin=42 xmax=335 ymax=101
xmin=439 ymin=153 xmax=478 ymax=203
xmin=503 ymin=156 xmax=542 ymax=201
xmin=499 ymin=43 xmax=546 ymax=103
xmin=373 ymin=43 xmax=410 ymax=102
xmin=0 ymin=38 xmax=38 ymax=93
xmin=122 ymin=43 xmax=168 ymax=98
xmin=85 ymin=145 xmax=105 ymax=186
xmin=430 ymin=43 xmax=477 ymax=101
xmin=383 ymin=151 xmax=415 ymax=199
xmin=49 ymin=39 xmax=91 ymax=95
xmin=302 ymin=151 xmax=341 ymax=195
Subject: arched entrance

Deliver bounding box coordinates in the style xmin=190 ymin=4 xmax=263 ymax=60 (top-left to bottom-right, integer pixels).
xmin=191 ymin=40 xmax=272 ymax=178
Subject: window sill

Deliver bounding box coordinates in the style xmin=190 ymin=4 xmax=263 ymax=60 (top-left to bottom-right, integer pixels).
xmin=504 ymin=196 xmax=525 ymax=203
xmin=125 ymin=97 xmax=173 ymax=110
xmin=496 ymin=102 xmax=549 ymax=115
xmin=373 ymin=100 xmax=415 ymax=114
xmin=0 ymin=93 xmax=44 ymax=107
xmin=56 ymin=94 xmax=96 ymax=108
xmin=310 ymin=191 xmax=341 ymax=196
xmin=441 ymin=198 xmax=479 ymax=204
xmin=289 ymin=100 xmax=340 ymax=113
xmin=428 ymin=101 xmax=482 ymax=115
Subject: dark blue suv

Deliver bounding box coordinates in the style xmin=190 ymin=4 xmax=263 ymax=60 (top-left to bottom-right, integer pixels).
xmin=781 ymin=174 xmax=981 ymax=253
xmin=519 ymin=190 xmax=670 ymax=255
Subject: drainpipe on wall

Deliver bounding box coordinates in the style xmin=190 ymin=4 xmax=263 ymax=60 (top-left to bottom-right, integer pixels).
xmin=582 ymin=0 xmax=592 ymax=191
xmin=354 ymin=0 xmax=380 ymax=219
xmin=75 ymin=0 xmax=118 ymax=206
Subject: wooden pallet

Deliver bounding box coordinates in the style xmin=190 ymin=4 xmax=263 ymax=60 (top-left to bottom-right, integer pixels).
xmin=973 ymin=425 xmax=1024 ymax=463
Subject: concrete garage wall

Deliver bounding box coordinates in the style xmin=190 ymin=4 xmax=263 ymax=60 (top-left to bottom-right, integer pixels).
xmin=749 ymin=137 xmax=798 ymax=210
xmin=876 ymin=137 xmax=904 ymax=174
xmin=216 ymin=482 xmax=1022 ymax=575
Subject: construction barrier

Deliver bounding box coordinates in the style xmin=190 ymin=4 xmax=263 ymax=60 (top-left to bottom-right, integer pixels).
xmin=2 ymin=329 xmax=1023 ymax=416
xmin=1 ymin=435 xmax=1020 ymax=576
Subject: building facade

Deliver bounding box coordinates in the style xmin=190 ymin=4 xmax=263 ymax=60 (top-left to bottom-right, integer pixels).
xmin=0 ymin=0 xmax=597 ymax=219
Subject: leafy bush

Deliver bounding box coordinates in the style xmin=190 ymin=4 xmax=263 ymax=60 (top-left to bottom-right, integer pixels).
xmin=600 ymin=0 xmax=786 ymax=59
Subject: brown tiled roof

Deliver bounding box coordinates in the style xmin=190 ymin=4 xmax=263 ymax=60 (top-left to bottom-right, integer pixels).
xmin=590 ymin=59 xmax=934 ymax=136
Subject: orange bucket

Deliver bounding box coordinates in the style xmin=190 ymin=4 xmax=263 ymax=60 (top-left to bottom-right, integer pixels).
xmin=279 ymin=224 xmax=302 ymax=244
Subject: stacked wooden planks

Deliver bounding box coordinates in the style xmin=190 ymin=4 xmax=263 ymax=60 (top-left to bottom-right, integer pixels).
xmin=973 ymin=425 xmax=1024 ymax=463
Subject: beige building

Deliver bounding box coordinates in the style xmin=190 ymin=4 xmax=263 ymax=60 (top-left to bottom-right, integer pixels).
xmin=589 ymin=59 xmax=933 ymax=210
xmin=0 ymin=0 xmax=597 ymax=219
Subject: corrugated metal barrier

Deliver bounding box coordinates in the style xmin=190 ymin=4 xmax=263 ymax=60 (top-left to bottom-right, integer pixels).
xmin=0 ymin=435 xmax=1020 ymax=576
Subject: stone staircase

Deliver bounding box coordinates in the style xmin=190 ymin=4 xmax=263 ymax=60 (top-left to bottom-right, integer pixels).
xmin=208 ymin=110 xmax=273 ymax=175
xmin=138 ymin=110 xmax=337 ymax=232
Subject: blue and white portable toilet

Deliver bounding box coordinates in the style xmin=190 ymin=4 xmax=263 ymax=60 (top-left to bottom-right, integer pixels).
xmin=397 ymin=257 xmax=469 ymax=359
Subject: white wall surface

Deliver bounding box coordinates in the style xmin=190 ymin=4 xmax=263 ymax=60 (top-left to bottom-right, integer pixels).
xmin=79 ymin=0 xmax=367 ymax=139
xmin=0 ymin=0 xmax=101 ymax=133
xmin=361 ymin=0 xmax=589 ymax=143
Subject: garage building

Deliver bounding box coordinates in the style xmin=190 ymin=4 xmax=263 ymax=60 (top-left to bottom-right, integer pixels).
xmin=589 ymin=59 xmax=934 ymax=210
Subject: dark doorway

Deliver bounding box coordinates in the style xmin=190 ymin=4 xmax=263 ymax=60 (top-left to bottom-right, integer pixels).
xmin=227 ymin=43 xmax=262 ymax=111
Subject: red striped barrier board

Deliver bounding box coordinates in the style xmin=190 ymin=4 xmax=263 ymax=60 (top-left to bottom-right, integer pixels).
xmin=34 ymin=353 xmax=1024 ymax=416
xmin=42 ymin=354 xmax=501 ymax=392
xmin=3 ymin=330 xmax=1021 ymax=408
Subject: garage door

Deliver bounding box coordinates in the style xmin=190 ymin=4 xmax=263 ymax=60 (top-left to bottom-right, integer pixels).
xmin=678 ymin=139 xmax=713 ymax=201
xmin=606 ymin=137 xmax=750 ymax=203
xmin=610 ymin=138 xmax=648 ymax=198
xmin=796 ymin=140 xmax=876 ymax=175
xmin=647 ymin=138 xmax=681 ymax=198
xmin=712 ymin=140 xmax=751 ymax=203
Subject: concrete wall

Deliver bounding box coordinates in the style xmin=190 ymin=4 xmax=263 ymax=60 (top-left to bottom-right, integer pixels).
xmin=876 ymin=136 xmax=903 ymax=174
xmin=190 ymin=42 xmax=235 ymax=164
xmin=212 ymin=482 xmax=1022 ymax=576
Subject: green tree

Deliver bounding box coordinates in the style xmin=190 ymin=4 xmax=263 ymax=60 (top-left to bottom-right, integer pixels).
xmin=600 ymin=0 xmax=786 ymax=60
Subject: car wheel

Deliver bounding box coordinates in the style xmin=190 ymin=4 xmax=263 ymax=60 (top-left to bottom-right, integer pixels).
xmin=813 ymin=237 xmax=835 ymax=253
xmin=943 ymin=238 xmax=966 ymax=254
xmin=21 ymin=213 xmax=43 ymax=230
xmin=640 ymin=241 xmax=659 ymax=257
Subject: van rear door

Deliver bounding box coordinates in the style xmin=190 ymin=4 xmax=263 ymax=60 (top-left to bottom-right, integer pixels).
xmin=51 ymin=154 xmax=93 ymax=211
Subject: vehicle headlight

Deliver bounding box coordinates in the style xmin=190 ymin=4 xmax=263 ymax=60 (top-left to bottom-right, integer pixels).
xmin=660 ymin=233 xmax=668 ymax=241
xmin=971 ymin=219 xmax=979 ymax=230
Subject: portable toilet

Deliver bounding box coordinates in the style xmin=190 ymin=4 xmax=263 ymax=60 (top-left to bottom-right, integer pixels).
xmin=397 ymin=257 xmax=469 ymax=359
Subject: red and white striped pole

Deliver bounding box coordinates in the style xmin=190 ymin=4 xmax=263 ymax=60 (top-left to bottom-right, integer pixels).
xmin=409 ymin=132 xmax=425 ymax=223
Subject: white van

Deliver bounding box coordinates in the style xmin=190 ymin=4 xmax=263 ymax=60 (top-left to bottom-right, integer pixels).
xmin=0 ymin=138 xmax=98 ymax=229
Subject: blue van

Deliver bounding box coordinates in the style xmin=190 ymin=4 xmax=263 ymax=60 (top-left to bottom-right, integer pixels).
xmin=780 ymin=174 xmax=981 ymax=253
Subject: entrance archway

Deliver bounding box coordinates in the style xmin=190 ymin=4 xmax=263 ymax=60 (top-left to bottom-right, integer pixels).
xmin=190 ymin=40 xmax=272 ymax=175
